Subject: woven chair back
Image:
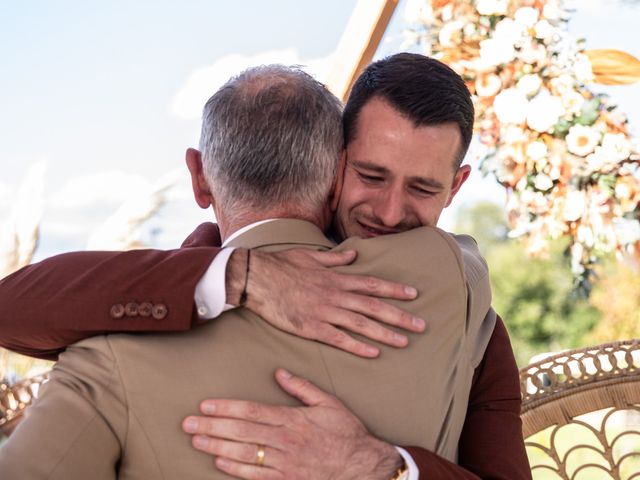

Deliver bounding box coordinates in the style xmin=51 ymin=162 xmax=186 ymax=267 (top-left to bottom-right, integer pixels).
xmin=520 ymin=340 xmax=640 ymax=480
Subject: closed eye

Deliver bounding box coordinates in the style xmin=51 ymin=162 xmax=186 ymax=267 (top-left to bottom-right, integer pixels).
xmin=357 ymin=172 xmax=384 ymax=184
xmin=411 ymin=186 xmax=436 ymax=197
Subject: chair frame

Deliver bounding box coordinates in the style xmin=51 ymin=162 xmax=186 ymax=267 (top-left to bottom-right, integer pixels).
xmin=2 ymin=340 xmax=640 ymax=479
xmin=520 ymin=339 xmax=640 ymax=480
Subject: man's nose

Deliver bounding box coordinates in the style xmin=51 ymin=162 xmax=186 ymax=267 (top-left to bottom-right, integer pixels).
xmin=372 ymin=188 xmax=406 ymax=228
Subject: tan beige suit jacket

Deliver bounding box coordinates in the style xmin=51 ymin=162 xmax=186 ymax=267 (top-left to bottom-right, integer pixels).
xmin=0 ymin=219 xmax=494 ymax=479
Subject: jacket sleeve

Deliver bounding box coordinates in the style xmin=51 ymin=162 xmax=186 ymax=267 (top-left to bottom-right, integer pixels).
xmin=0 ymin=247 xmax=221 ymax=360
xmin=403 ymin=317 xmax=531 ymax=479
xmin=0 ymin=222 xmax=222 ymax=360
xmin=0 ymin=337 xmax=125 ymax=479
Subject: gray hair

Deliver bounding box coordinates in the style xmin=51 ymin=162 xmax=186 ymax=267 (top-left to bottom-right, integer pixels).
xmin=199 ymin=65 xmax=343 ymax=216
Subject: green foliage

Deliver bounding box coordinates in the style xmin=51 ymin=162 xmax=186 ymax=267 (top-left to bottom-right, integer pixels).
xmin=455 ymin=202 xmax=602 ymax=366
xmin=487 ymin=240 xmax=601 ymax=366
xmin=588 ymin=260 xmax=640 ymax=343
xmin=453 ymin=201 xmax=509 ymax=255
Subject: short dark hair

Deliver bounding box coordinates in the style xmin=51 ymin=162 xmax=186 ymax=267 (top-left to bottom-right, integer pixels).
xmin=343 ymin=53 xmax=474 ymax=167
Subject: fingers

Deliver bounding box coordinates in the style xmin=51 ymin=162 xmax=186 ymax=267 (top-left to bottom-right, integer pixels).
xmin=329 ymin=311 xmax=409 ymax=348
xmin=334 ymin=292 xmax=425 ymax=334
xmin=274 ymin=369 xmax=342 ymax=409
xmin=182 ymin=417 xmax=274 ymax=445
xmin=192 ymin=436 xmax=282 ymax=470
xmin=297 ymin=249 xmax=357 ymax=267
xmin=333 ymin=272 xmax=418 ymax=301
xmin=311 ymin=323 xmax=380 ymax=358
xmin=197 ymin=399 xmax=287 ymax=426
xmin=216 ymin=457 xmax=282 ymax=480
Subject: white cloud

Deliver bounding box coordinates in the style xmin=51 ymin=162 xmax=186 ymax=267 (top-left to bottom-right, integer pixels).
xmin=41 ymin=170 xmax=185 ymax=252
xmin=172 ymin=48 xmax=335 ymax=120
xmin=50 ymin=171 xmax=151 ymax=209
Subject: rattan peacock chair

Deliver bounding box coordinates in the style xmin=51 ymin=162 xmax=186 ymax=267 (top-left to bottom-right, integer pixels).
xmin=0 ymin=373 xmax=48 ymax=440
xmin=2 ymin=341 xmax=640 ymax=480
xmin=520 ymin=340 xmax=640 ymax=480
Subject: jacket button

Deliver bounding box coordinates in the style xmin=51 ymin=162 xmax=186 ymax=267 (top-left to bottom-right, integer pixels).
xmin=110 ymin=304 xmax=125 ymax=319
xmin=124 ymin=302 xmax=139 ymax=317
xmin=138 ymin=302 xmax=153 ymax=317
xmin=152 ymin=303 xmax=168 ymax=320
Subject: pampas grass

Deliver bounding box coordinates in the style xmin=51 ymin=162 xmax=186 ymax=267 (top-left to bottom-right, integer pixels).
xmin=0 ymin=167 xmax=178 ymax=383
xmin=86 ymin=169 xmax=179 ymax=250
xmin=0 ymin=162 xmax=47 ymax=381
xmin=0 ymin=161 xmax=46 ymax=279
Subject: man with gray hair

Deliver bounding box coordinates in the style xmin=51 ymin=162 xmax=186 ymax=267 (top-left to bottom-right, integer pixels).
xmin=0 ymin=64 xmax=492 ymax=479
xmin=197 ymin=65 xmax=342 ymax=237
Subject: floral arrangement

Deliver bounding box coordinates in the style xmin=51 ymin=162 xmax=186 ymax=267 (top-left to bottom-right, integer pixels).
xmin=404 ymin=0 xmax=640 ymax=293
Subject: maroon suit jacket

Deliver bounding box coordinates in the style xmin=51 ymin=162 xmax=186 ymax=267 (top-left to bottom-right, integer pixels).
xmin=0 ymin=223 xmax=531 ymax=479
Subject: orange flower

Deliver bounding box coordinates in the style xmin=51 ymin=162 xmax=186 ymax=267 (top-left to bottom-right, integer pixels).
xmin=432 ymin=0 xmax=452 ymax=8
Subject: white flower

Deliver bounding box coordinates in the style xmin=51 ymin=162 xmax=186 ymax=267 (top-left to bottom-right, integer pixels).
xmin=502 ymin=125 xmax=526 ymax=144
xmin=550 ymin=74 xmax=575 ymax=95
xmin=577 ymin=225 xmax=595 ymax=248
xmin=518 ymin=42 xmax=547 ymax=64
xmin=517 ymin=74 xmax=542 ymax=97
xmin=494 ymin=18 xmax=525 ymax=45
xmin=615 ymin=181 xmax=631 ymax=200
xmin=566 ymin=125 xmax=600 ymax=157
xmin=441 ymin=4 xmax=454 ymax=22
xmin=439 ymin=20 xmax=465 ymax=47
xmin=527 ymin=141 xmax=548 ymax=161
xmin=526 ymin=91 xmax=565 ymax=132
xmin=475 ymin=73 xmax=502 ymax=97
xmin=586 ymin=151 xmax=606 ymax=171
xmin=464 ymin=23 xmax=477 ymax=37
xmin=534 ymin=19 xmax=556 ymax=42
xmin=493 ymin=88 xmax=529 ymax=124
xmin=480 ymin=38 xmax=515 ymax=66
xmin=404 ymin=0 xmax=434 ymax=24
xmin=601 ymin=133 xmax=632 ymax=161
xmin=476 ymin=0 xmax=508 ymax=16
xmin=588 ymin=145 xmax=622 ymax=171
xmin=534 ymin=173 xmax=554 ymax=191
xmin=499 ymin=145 xmax=524 ymax=165
xmin=561 ymin=90 xmax=585 ymax=116
xmin=514 ymin=7 xmax=539 ymax=28
xmin=549 ymin=165 xmax=561 ymax=180
xmin=543 ymin=3 xmax=562 ymax=21
xmin=564 ymin=190 xmax=586 ymax=222
xmin=573 ymin=54 xmax=594 ymax=84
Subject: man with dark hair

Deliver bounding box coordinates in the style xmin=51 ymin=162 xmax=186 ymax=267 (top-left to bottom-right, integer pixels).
xmin=343 ymin=53 xmax=474 ymax=167
xmin=0 ymin=54 xmax=530 ymax=479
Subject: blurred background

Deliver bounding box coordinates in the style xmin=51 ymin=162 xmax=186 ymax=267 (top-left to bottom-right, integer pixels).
xmin=0 ymin=0 xmax=638 ymax=377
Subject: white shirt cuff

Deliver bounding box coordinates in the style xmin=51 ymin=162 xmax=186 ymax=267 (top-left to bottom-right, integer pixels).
xmin=194 ymin=247 xmax=236 ymax=319
xmin=395 ymin=447 xmax=419 ymax=480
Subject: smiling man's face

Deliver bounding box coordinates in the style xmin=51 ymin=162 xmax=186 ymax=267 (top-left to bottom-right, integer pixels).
xmin=333 ymin=97 xmax=471 ymax=239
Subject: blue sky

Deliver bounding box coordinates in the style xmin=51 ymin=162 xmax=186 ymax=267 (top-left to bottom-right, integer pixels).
xmin=0 ymin=0 xmax=638 ymax=260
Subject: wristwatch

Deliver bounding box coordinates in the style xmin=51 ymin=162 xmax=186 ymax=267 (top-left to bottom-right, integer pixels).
xmin=390 ymin=463 xmax=409 ymax=480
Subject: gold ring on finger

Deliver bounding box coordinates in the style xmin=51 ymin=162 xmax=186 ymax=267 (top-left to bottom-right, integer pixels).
xmin=256 ymin=444 xmax=266 ymax=467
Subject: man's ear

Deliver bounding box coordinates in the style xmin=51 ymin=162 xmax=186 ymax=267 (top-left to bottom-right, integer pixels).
xmin=329 ymin=150 xmax=347 ymax=212
xmin=444 ymin=164 xmax=471 ymax=208
xmin=185 ymin=148 xmax=214 ymax=210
